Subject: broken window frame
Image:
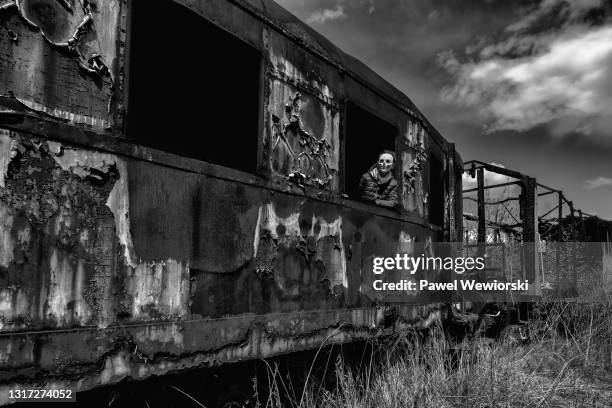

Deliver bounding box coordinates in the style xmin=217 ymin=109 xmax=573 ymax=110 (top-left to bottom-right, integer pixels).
xmin=122 ymin=0 xmax=266 ymax=176
xmin=341 ymin=99 xmax=402 ymax=213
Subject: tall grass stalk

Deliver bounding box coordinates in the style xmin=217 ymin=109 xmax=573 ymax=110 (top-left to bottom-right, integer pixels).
xmin=257 ymin=296 xmax=612 ymax=408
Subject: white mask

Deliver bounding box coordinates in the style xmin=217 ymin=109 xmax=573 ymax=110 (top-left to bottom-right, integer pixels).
xmin=377 ymin=153 xmax=394 ymax=176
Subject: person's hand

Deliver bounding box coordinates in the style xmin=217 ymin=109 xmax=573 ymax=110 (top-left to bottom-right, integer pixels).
xmin=370 ymin=167 xmax=378 ymax=179
xmin=375 ymin=199 xmax=387 ymax=206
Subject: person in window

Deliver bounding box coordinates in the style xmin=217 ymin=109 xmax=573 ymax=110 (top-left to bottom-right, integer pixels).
xmin=358 ymin=151 xmax=399 ymax=209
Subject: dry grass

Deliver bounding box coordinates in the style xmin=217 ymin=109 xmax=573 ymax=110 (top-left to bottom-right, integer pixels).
xmin=257 ymin=296 xmax=612 ymax=408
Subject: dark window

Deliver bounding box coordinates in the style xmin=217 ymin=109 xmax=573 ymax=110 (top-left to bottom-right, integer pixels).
xmin=127 ymin=0 xmax=261 ymax=173
xmin=344 ymin=102 xmax=397 ymax=201
xmin=429 ymin=153 xmax=445 ymax=226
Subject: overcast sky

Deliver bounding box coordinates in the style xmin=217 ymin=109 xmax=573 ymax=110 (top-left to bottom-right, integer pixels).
xmin=276 ymin=0 xmax=612 ymax=220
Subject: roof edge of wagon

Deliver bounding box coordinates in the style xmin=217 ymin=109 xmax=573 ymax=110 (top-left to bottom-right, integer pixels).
xmin=231 ymin=0 xmax=452 ymax=150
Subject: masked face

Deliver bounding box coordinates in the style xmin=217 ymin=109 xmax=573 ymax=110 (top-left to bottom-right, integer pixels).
xmin=377 ymin=153 xmax=394 ymax=177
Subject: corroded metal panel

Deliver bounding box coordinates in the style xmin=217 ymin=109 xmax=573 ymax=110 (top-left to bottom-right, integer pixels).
xmin=0 ymin=304 xmax=446 ymax=404
xmin=0 ymin=0 xmax=461 ymax=398
xmin=0 ymin=129 xmax=122 ymax=330
xmin=0 ymin=128 xmax=441 ymax=322
xmin=265 ymin=31 xmax=341 ymax=191
xmin=266 ymin=83 xmax=339 ymax=189
xmin=0 ymin=0 xmax=118 ymax=128
xmin=401 ymin=119 xmax=428 ymax=216
xmin=0 ymin=131 xmax=447 ymax=394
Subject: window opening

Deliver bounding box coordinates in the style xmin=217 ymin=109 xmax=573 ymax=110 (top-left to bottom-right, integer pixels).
xmin=128 ymin=0 xmax=261 ymax=172
xmin=345 ymin=102 xmax=398 ymax=209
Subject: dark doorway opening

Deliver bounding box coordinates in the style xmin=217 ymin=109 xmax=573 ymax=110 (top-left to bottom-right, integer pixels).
xmin=429 ymin=153 xmax=445 ymax=226
xmin=127 ymin=0 xmax=261 ymax=173
xmin=344 ymin=102 xmax=397 ymax=201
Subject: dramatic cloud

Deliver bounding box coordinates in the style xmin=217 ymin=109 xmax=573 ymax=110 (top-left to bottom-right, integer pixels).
xmin=462 ymin=163 xmax=521 ymax=199
xmin=583 ymin=176 xmax=612 ymax=190
xmin=367 ymin=0 xmax=375 ymax=14
xmin=505 ymin=0 xmax=606 ymax=33
xmin=439 ymin=0 xmax=612 ymax=139
xmin=306 ymin=5 xmax=347 ymax=24
xmin=462 ymin=163 xmax=516 ymax=186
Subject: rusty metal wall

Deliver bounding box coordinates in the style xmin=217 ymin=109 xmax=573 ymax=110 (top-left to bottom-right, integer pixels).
xmin=0 ymin=129 xmax=443 ymax=324
xmin=0 ymin=0 xmax=119 ymax=129
xmin=0 ymin=0 xmax=461 ymax=400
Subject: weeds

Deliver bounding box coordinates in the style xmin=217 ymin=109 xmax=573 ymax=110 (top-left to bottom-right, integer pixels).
xmin=256 ymin=297 xmax=612 ymax=408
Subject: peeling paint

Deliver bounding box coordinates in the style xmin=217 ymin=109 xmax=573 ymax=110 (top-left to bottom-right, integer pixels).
xmin=0 ymin=287 xmax=28 ymax=330
xmin=268 ymin=77 xmax=339 ymax=190
xmin=0 ymin=135 xmax=121 ymax=329
xmin=41 ymin=140 xmax=203 ymax=323
xmin=425 ymin=235 xmax=435 ymax=258
xmin=268 ymin=46 xmax=337 ymax=105
xmin=253 ymin=203 xmax=347 ymax=291
xmin=313 ymin=216 xmax=347 ymax=289
xmin=47 ymin=140 xmax=136 ymax=267
xmin=15 ymin=0 xmax=113 ymax=81
xmin=0 ymin=202 xmax=13 ymax=268
xmin=134 ymin=324 xmax=184 ymax=347
xmin=129 ymin=259 xmax=190 ymax=319
xmin=254 ymin=203 xmax=302 ymax=276
xmin=254 ymin=203 xmax=301 ymax=257
xmin=18 ymin=98 xmax=110 ymax=128
xmin=407 ymin=120 xmax=426 ymax=146
xmin=46 ymin=249 xmax=91 ymax=325
xmin=106 ymin=159 xmax=136 ymax=268
xmin=271 ymin=92 xmax=334 ymax=187
xmin=397 ymin=231 xmax=414 ymax=254
xmin=1 ymin=0 xmax=117 ymax=128
xmin=403 ymin=148 xmax=427 ymax=194
xmin=0 ymin=129 xmax=16 ymax=188
xmin=48 ymin=140 xmax=117 ymax=178
xmin=401 ymin=148 xmax=427 ymax=214
xmin=100 ymin=352 xmax=130 ymax=385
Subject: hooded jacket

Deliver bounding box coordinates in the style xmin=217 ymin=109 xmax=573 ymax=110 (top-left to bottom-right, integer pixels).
xmin=358 ymin=165 xmax=399 ymax=209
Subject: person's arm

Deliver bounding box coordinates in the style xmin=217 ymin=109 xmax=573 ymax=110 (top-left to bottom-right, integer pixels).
xmin=375 ymin=183 xmax=399 ymax=208
xmin=359 ymin=174 xmax=378 ymax=202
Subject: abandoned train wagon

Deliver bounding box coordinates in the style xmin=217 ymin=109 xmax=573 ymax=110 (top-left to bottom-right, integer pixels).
xmin=0 ymin=0 xmax=463 ymax=400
